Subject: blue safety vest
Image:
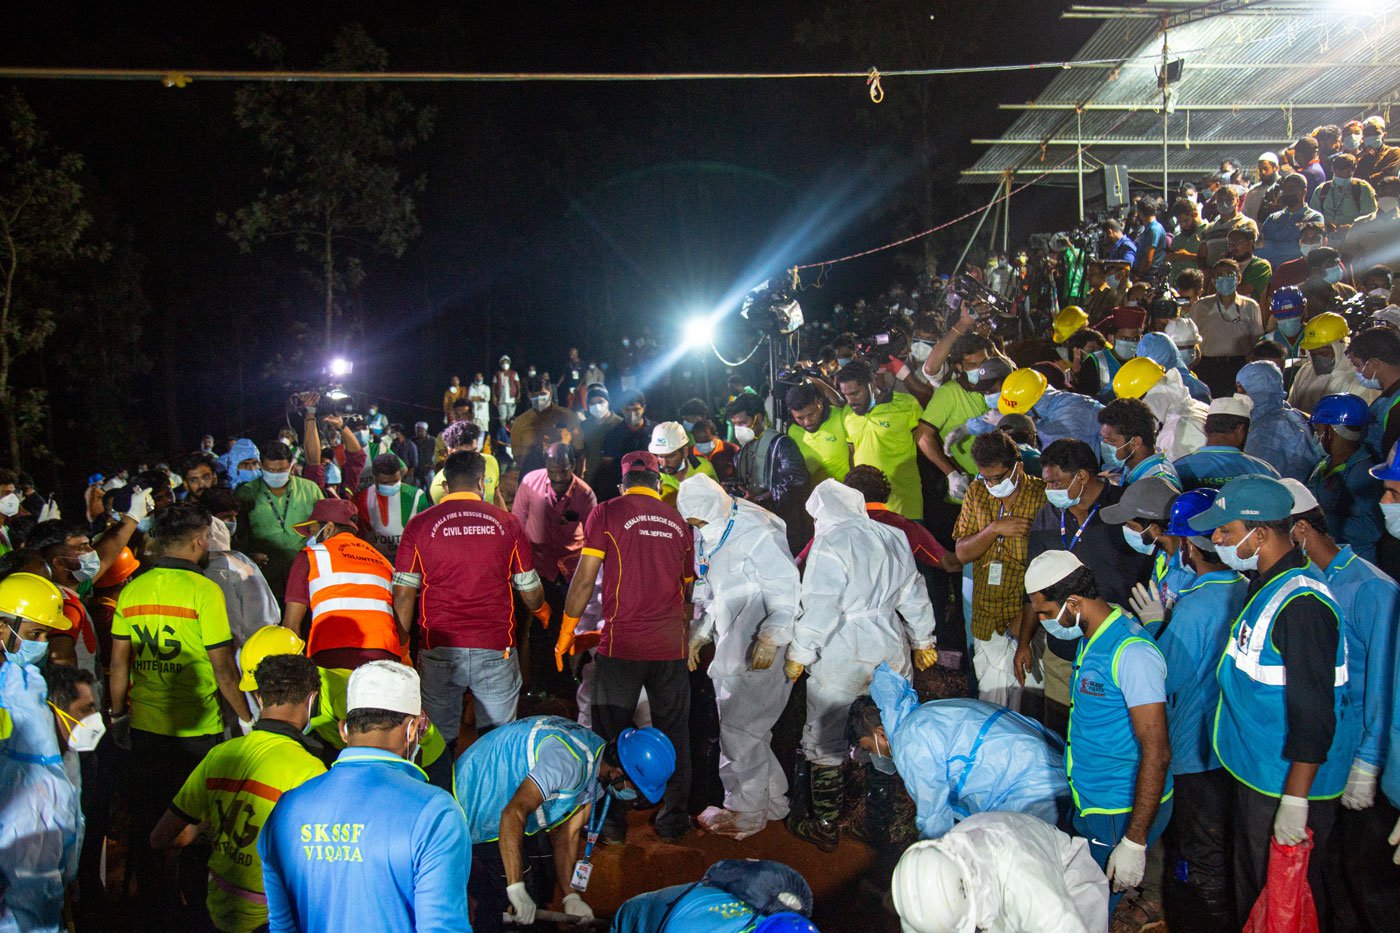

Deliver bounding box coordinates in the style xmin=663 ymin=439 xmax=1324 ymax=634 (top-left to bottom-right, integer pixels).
xmin=1123 ymin=453 xmax=1180 ymax=489
xmin=454 ymin=716 xmax=603 ymax=845
xmin=1323 ymin=546 xmax=1397 ymax=769
xmin=1088 ymin=348 xmax=1124 ymax=400
xmin=1172 ymin=446 xmax=1280 ymax=491
xmin=1364 ymin=388 xmax=1400 ymax=461
xmin=1068 ymin=608 xmax=1173 ymax=815
xmin=1152 ymin=548 xmax=1197 ymax=606
xmin=1213 ymin=563 xmax=1352 ymax=798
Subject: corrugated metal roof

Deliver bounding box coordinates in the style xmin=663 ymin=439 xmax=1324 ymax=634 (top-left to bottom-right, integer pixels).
xmin=962 ymin=0 xmax=1400 ymax=184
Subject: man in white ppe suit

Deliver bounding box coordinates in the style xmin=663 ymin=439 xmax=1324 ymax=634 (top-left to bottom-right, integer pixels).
xmin=783 ymin=479 xmax=937 ymax=852
xmin=677 ymin=474 xmax=799 ymax=839
xmin=891 ymin=811 xmax=1109 ymax=933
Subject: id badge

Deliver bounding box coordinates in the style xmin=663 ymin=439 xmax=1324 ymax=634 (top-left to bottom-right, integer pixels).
xmin=570 ymin=859 xmax=593 ymax=892
xmin=987 ymin=561 xmax=1003 ymax=587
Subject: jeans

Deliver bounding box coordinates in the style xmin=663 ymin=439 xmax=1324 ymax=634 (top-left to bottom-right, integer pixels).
xmin=417 ymin=646 xmax=522 ymax=744
xmin=590 ymin=655 xmax=692 ymax=830
xmin=1073 ymin=796 xmax=1174 ymax=917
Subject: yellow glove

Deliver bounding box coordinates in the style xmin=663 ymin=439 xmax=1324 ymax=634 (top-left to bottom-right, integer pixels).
xmin=913 ymin=647 xmax=939 ymax=671
xmin=751 ymin=640 xmax=777 ymax=671
xmin=687 ymin=638 xmax=707 ymax=672
xmin=784 ymin=659 xmax=805 ymax=682
xmin=554 ymin=615 xmax=581 ymax=672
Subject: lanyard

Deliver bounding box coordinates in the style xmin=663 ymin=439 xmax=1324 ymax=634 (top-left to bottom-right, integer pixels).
xmin=261 ymin=486 xmax=292 ymax=533
xmin=697 ymin=502 xmax=738 ymax=578
xmin=1059 ymin=504 xmax=1100 ymax=552
xmin=581 ymin=793 xmax=613 ymax=863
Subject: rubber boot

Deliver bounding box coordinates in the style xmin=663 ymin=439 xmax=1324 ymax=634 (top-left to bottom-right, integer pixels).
xmin=786 ymin=763 xmax=842 ymax=852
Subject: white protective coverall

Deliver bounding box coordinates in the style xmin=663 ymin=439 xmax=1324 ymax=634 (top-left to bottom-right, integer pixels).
xmin=0 ymin=662 xmax=83 ymax=933
xmin=896 ymin=812 xmax=1108 ymax=933
xmin=678 ymin=475 xmax=798 ymax=836
xmin=1287 ymin=335 xmax=1381 ymax=415
xmin=789 ymin=479 xmax=936 ymax=766
xmin=1142 ymin=369 xmax=1208 ymax=462
xmin=206 ymin=517 xmax=281 ymax=647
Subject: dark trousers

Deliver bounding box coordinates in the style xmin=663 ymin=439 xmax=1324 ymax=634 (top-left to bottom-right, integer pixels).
xmin=468 ymin=834 xmax=555 ymax=933
xmin=1232 ymin=776 xmax=1338 ymax=929
xmin=1197 ymin=355 xmax=1246 ymax=398
xmin=1325 ymin=797 xmax=1400 ymax=932
xmin=516 ymin=575 xmax=574 ymax=698
xmin=590 ymin=655 xmax=691 ymax=828
xmin=1164 ymin=768 xmax=1235 ymax=933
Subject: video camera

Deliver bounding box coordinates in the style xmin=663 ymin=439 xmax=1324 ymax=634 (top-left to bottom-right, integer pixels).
xmin=945 ymin=273 xmax=1018 ymax=331
xmin=741 ymin=278 xmax=804 ymax=335
xmin=1335 ymin=288 xmax=1393 ymax=331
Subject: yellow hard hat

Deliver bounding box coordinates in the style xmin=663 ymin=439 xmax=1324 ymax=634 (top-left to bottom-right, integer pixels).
xmin=1112 ymin=356 xmax=1167 ymax=399
xmin=0 ymin=572 xmax=69 ymax=632
xmin=1052 ymin=306 xmax=1088 ymax=344
xmin=1299 ymin=312 xmax=1349 ymax=351
xmin=998 ymin=368 xmax=1049 ymax=415
xmin=239 ymin=625 xmax=307 ymax=691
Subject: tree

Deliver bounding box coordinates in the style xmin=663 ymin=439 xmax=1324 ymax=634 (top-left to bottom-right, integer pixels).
xmin=0 ymin=89 xmax=94 ymax=469
xmin=220 ymin=23 xmax=434 ymax=355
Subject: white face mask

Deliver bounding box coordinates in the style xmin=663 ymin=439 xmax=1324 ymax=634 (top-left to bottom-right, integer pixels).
xmin=589 ymin=402 xmax=609 ymax=419
xmin=1216 ymin=528 xmax=1261 ymax=572
xmin=531 ymin=395 xmax=551 ymax=412
xmin=262 ymin=471 xmax=291 ymax=489
xmin=909 ymin=340 xmax=934 ymax=363
xmin=53 ymin=706 xmax=106 ymax=753
xmin=1299 ymin=242 xmax=1319 ymax=258
xmin=733 ymin=424 xmax=756 ymax=446
xmin=72 ymin=550 xmax=101 ymax=583
xmin=981 ymin=463 xmax=1019 ymax=499
xmin=0 ymin=493 xmax=19 ymax=517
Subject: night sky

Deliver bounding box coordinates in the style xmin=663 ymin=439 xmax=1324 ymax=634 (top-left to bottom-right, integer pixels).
xmin=6 ymin=2 xmax=1095 ymax=471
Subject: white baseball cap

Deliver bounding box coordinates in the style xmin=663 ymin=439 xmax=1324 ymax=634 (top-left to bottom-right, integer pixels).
xmin=346 ymin=661 xmax=421 ymax=716
xmin=1280 ymin=478 xmax=1319 ymax=515
xmin=1207 ymin=395 xmax=1253 ymax=418
xmin=1024 ymin=550 xmax=1084 ymax=596
xmin=648 ymin=421 xmax=689 ymax=455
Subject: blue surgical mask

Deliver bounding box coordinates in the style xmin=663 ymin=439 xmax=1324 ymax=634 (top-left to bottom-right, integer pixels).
xmin=376 ymin=482 xmax=400 ymax=498
xmin=682 ymin=420 xmax=695 ymax=433
xmin=324 ymin=462 xmax=342 ymax=486
xmin=1364 ymin=136 xmax=1383 ymax=150
xmin=837 ymin=357 xmax=851 ymax=369
xmin=232 ymin=467 xmax=262 ymax=487
xmin=1277 ymin=317 xmax=1302 ymax=338
xmin=136 ymin=516 xmax=153 ymax=534
xmin=1106 ymin=274 xmax=1120 ymax=289
xmin=1041 ymin=601 xmax=1082 ymax=640
xmin=1381 ymin=501 xmax=1400 ymax=539
xmin=1101 ymin=439 xmax=1129 ymax=470
xmin=73 ymin=550 xmax=101 ymax=583
xmin=1113 ymin=339 xmax=1138 ymax=361
xmin=965 ymin=367 xmax=982 ymax=386
xmin=1123 ymin=525 xmax=1156 ymax=555
xmin=1215 ymin=276 xmax=1237 ymax=296
xmin=869 ymin=733 xmax=896 ymax=775
xmin=607 ymin=782 xmax=639 ymax=803
xmin=1180 ymin=347 xmax=1200 ymax=368
xmin=1046 ymin=475 xmax=1083 ymax=510
xmin=1323 ymin=266 xmax=1343 ymax=285
xmin=1217 ymin=529 xmax=1261 ymax=572
xmin=982 ymin=392 xmax=1000 ymax=411
xmin=695 ymin=440 xmax=716 ymax=455
xmin=223 ymin=519 xmax=238 ymax=539
xmin=4 ymin=628 xmax=48 ymax=666
xmin=1357 ymin=364 xmax=1383 ymax=391
xmin=263 ymin=471 xmax=291 ymax=489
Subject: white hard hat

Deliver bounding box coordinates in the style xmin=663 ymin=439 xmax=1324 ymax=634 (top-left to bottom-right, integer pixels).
xmin=1163 ymin=317 xmax=1200 ymax=349
xmin=346 ymin=661 xmax=421 ymax=717
xmin=1024 ymin=550 xmax=1084 ymax=597
xmin=891 ymin=840 xmax=975 ymax=933
xmin=648 ymin=421 xmax=689 ymax=455
xmin=1281 ymin=478 xmax=1319 ymax=516
xmin=1207 ymin=395 xmax=1252 ymax=418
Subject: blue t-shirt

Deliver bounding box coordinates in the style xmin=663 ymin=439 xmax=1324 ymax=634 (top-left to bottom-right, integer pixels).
xmin=1117 ymin=641 xmax=1168 ymax=708
xmin=1135 ymin=219 xmax=1168 ymax=271
xmin=1108 ymin=235 xmax=1138 ymax=267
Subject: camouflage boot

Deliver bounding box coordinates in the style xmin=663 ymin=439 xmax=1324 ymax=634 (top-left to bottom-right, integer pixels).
xmin=786 ymin=763 xmax=843 ymax=853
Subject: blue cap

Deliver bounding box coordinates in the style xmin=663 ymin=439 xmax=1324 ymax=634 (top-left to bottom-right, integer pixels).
xmin=1310 ymin=393 xmax=1370 ymax=427
xmin=1188 ymin=475 xmax=1293 ymax=531
xmin=1370 ymin=442 xmax=1400 ymax=481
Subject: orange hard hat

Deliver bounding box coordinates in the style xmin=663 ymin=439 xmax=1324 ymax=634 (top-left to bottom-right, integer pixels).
xmin=95 ymin=547 xmax=140 ymax=588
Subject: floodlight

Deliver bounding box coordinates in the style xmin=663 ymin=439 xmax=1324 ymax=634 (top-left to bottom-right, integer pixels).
xmin=683 ymin=316 xmax=716 ymax=350
xmin=328 ymin=357 xmax=353 ymax=377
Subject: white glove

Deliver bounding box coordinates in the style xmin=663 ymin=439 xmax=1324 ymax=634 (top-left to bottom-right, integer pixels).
xmin=1273 ymin=794 xmax=1309 ymax=846
xmin=506 ymin=881 xmax=536 ymax=925
xmin=561 ymin=893 xmax=594 ymax=919
xmin=1341 ymin=759 xmax=1379 ymax=811
xmin=125 ymin=489 xmax=155 ymax=523
xmin=1105 ymin=836 xmax=1146 ymax=891
xmin=1389 ymin=814 xmax=1400 ymax=865
xmin=943 ymin=425 xmax=971 ymax=449
xmin=946 ymin=472 xmax=971 ymax=501
xmin=1128 ymin=581 xmax=1167 ymax=625
xmin=37 ymin=498 xmax=61 ymax=522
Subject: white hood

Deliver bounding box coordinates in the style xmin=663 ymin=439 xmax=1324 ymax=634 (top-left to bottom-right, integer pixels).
xmin=805 ymin=479 xmax=867 ymax=533
xmin=1142 ymin=369 xmax=1187 ymax=425
xmin=677 ymin=474 xmax=735 ymax=545
xmin=207 ymin=515 xmax=231 ymax=552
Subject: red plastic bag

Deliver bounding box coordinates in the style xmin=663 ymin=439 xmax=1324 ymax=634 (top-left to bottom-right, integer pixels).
xmin=1244 ymin=829 xmax=1319 ymax=933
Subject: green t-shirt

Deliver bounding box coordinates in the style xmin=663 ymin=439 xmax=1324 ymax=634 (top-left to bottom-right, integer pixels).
xmin=660 ymin=455 xmax=718 ymax=505
xmin=430 ymin=453 xmax=500 ymax=505
xmin=921 ymin=380 xmax=989 ymax=478
xmin=235 ymin=476 xmax=324 ymax=596
xmin=787 ymin=407 xmax=851 ymax=486
xmin=112 ymin=565 xmax=234 ymax=737
xmin=845 ymin=393 xmax=925 ymax=519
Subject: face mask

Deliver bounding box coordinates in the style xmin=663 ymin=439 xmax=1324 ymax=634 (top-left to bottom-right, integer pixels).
xmin=869 ymin=733 xmax=897 ymax=775
xmin=530 ymin=395 xmax=551 ymax=412
xmin=981 ymin=464 xmax=1018 ymax=499
xmin=1045 ymin=475 xmax=1083 ymax=510
xmin=1323 ymin=266 xmax=1343 ymax=285
xmin=836 ymin=357 xmax=851 ymax=369
xmin=0 ymin=494 xmax=18 ymax=517
xmin=1299 ymin=242 xmax=1318 ymax=257
xmin=1113 ymin=339 xmax=1138 ymax=361
xmin=964 ymin=367 xmax=982 ymax=386
xmin=223 ymin=518 xmax=238 ymax=539
xmin=589 ymin=402 xmax=609 ymax=419
xmin=1381 ymin=501 xmax=1400 ymax=539
xmin=473 ymin=378 xmax=483 ymax=385
xmin=625 ymin=411 xmax=644 ymax=428
xmin=1380 ymin=197 xmax=1399 ymax=213
xmin=695 ymin=440 xmax=715 ymax=454
xmin=1218 ymin=206 xmax=1237 ymax=220
xmin=368 ymin=408 xmax=378 ymax=416
xmin=376 ymin=482 xmax=400 ymax=498
xmin=1344 ymin=133 xmax=1362 ymax=151
xmin=1277 ymin=317 xmax=1303 ymax=338
xmin=1101 ymin=439 xmax=1130 ymax=470
xmin=136 ymin=516 xmax=154 ymax=534
xmin=501 ymin=363 xmax=511 ymax=371
xmin=682 ymin=420 xmax=695 ymax=433
xmin=1106 ymin=274 xmax=1120 ymax=290
xmin=733 ymin=424 xmax=756 ymax=445
xmin=1123 ymin=525 xmax=1156 ymax=556
xmin=1365 ymin=136 xmax=1384 ymax=150
xmin=72 ymin=550 xmax=101 ymax=583
xmin=982 ymin=391 xmax=1001 ymax=411
xmin=1056 ymin=345 xmax=1070 ymax=362
xmin=324 ymin=463 xmax=342 ymax=486
xmin=1217 ymin=529 xmax=1261 ymax=572
xmin=1042 ymin=601 xmax=1083 ymax=640
xmin=607 ymin=781 xmax=639 ymax=802
xmin=52 ymin=706 xmax=106 ymax=753
xmin=1215 ymin=276 xmax=1237 ymax=296
xmin=1180 ymin=347 xmax=1200 ymax=368
xmin=4 ymin=627 xmax=48 ymax=666
xmin=262 ymin=471 xmax=291 ymax=489
xmin=403 ymin=721 xmax=421 ymax=764
xmin=1357 ymin=361 xmax=1383 ymax=390
xmin=910 ymin=339 xmax=933 ymax=363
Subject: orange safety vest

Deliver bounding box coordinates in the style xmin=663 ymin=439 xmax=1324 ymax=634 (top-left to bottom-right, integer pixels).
xmin=304 ymin=533 xmax=399 ymax=656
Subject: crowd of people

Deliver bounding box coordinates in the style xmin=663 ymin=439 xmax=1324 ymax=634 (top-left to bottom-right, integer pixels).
xmin=3 ymin=117 xmax=1400 ymax=933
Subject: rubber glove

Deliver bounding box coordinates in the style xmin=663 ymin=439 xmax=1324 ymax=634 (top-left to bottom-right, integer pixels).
xmin=1105 ymin=836 xmax=1146 ymax=891
xmin=750 ymin=638 xmax=777 ymax=671
xmin=37 ymin=498 xmax=60 ymax=522
xmin=531 ymin=603 xmax=552 ymax=630
xmin=561 ymin=893 xmax=593 ymax=919
xmin=125 ymin=489 xmax=155 ymax=523
xmin=506 ymin=882 xmax=536 ymax=925
xmin=1128 ymin=581 xmax=1167 ymax=625
xmin=1273 ymin=795 xmax=1309 ymax=845
xmin=687 ymin=637 xmax=708 ymax=672
xmin=912 ymin=647 xmax=939 ymax=670
xmin=946 ymin=472 xmax=971 ymax=501
xmin=943 ymin=425 xmax=971 ymax=450
xmin=1388 ymin=814 xmax=1400 ymax=864
xmin=573 ymin=631 xmax=602 ymax=654
xmin=784 ymin=659 xmax=805 ymax=682
xmin=554 ymin=615 xmax=581 ymax=672
xmin=1341 ymin=759 xmax=1379 ymax=811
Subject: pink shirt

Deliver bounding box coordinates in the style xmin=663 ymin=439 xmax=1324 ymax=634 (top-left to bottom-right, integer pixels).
xmin=510 ymin=469 xmax=598 ymax=580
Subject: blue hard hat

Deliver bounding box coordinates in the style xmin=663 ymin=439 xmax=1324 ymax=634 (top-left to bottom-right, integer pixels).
xmin=1370 ymin=441 xmax=1400 ymax=481
xmin=616 ymin=727 xmax=676 ymax=804
xmin=1166 ymin=488 xmax=1218 ymax=536
xmin=1271 ymin=286 xmax=1305 ymax=315
xmin=755 ymin=913 xmax=819 ymax=933
xmin=1310 ymin=393 xmax=1371 ymax=427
